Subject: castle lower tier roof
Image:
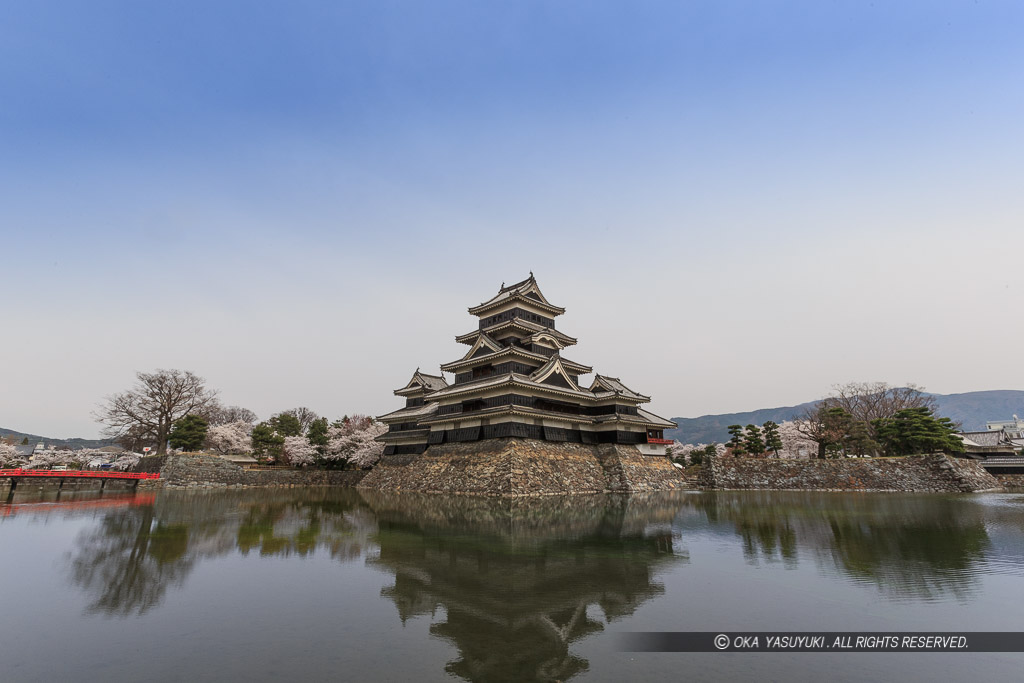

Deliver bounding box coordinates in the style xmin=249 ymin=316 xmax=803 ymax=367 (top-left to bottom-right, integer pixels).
xmin=377 ymin=403 xmax=439 ymax=422
xmin=423 ymin=372 xmax=649 ymax=404
xmin=377 ymin=429 xmax=431 ymax=443
xmin=419 ymin=403 xmax=676 ymax=430
xmin=635 ymin=409 xmax=677 ymax=429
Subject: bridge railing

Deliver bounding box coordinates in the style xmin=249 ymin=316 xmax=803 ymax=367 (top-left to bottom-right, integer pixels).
xmin=0 ymin=469 xmax=160 ymax=480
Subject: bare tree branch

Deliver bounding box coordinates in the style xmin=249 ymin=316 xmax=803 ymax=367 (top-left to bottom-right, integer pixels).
xmin=95 ymin=369 xmax=218 ymax=454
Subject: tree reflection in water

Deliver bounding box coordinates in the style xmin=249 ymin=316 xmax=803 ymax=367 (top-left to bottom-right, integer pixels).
xmin=69 ymin=505 xmax=194 ymax=616
xmin=67 ymin=490 xmax=376 ymax=616
xmin=362 ymin=491 xmax=689 ymax=683
xmin=690 ymin=491 xmax=993 ymax=600
xmin=63 ymin=489 xmax=690 ymax=680
xmin=54 ymin=487 xmax=1014 ymax=680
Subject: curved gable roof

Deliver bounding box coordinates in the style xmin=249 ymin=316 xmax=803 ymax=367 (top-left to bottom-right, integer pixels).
xmin=589 ymin=374 xmax=649 ymax=401
xmin=529 ymin=355 xmax=581 ymax=392
xmin=468 ymin=273 xmax=565 ymax=316
xmin=395 ymin=369 xmax=448 ymax=395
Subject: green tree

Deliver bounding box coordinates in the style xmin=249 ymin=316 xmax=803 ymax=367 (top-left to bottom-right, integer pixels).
xmin=762 ymin=421 xmax=783 ymax=457
xmin=743 ymin=424 xmax=765 ymax=456
xmin=168 ymin=415 xmax=209 ymax=452
xmin=21 ymin=437 xmax=29 ymax=445
xmin=872 ymin=407 xmax=964 ymax=457
xmin=251 ymin=422 xmax=285 ymax=462
xmin=797 ymin=405 xmax=858 ymax=459
xmin=692 ymin=443 xmax=719 ymax=465
xmin=726 ymin=425 xmax=745 ymax=455
xmin=307 ymin=417 xmax=330 ymax=458
xmin=841 ymin=419 xmax=878 ymax=457
xmin=269 ymin=413 xmax=302 ymax=437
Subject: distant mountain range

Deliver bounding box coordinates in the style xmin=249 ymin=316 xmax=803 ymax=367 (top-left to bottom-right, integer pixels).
xmin=5 ymin=389 xmax=1022 ymax=450
xmin=0 ymin=427 xmax=114 ymax=451
xmin=666 ymin=390 xmax=1024 ymax=445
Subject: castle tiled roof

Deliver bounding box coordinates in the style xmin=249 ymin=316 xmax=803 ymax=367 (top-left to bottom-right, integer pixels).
xmin=416 ymin=373 xmax=448 ymax=392
xmin=589 ymin=375 xmax=649 ymax=401
xmin=456 ymin=319 xmax=577 ymax=347
xmin=394 ymin=369 xmax=449 ymax=396
xmin=467 ymin=273 xmax=566 ymax=316
xmin=378 ymin=403 xmax=439 ymax=422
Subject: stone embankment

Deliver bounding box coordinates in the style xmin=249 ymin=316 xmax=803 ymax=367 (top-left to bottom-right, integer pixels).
xmin=356 ymin=438 xmax=688 ymax=496
xmin=698 ymin=453 xmax=1001 ymax=492
xmin=993 ymin=473 xmax=1024 ymax=490
xmin=155 ymin=453 xmax=366 ymax=489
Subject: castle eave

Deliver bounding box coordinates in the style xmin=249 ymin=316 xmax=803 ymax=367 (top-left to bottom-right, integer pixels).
xmin=440 ymin=346 xmax=592 ymax=374
xmin=424 ymin=373 xmax=649 ymax=405
xmin=456 ymin=320 xmax=577 ymax=347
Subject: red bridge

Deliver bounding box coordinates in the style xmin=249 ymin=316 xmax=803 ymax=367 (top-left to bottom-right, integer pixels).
xmin=1 ymin=469 xmax=159 ymax=491
xmin=2 ymin=492 xmax=157 ymax=518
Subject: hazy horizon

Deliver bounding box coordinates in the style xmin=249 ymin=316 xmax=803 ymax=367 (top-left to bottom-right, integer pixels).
xmin=3 ymin=2 xmax=1022 ymax=439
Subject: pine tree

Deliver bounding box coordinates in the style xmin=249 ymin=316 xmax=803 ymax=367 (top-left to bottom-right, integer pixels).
xmin=743 ymin=424 xmax=765 ymax=456
xmin=727 ymin=425 xmax=746 ymax=456
xmin=842 ymin=419 xmax=877 ymax=457
xmin=762 ymin=421 xmax=783 ymax=457
xmin=168 ymin=415 xmax=209 ymax=452
xmin=251 ymin=422 xmax=285 ymax=462
xmin=872 ymin=407 xmax=964 ymax=456
xmin=307 ymin=417 xmax=330 ymax=458
xmin=269 ymin=413 xmax=302 ymax=437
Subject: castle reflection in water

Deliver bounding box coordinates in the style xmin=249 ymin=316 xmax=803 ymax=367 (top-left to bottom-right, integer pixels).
xmin=3 ymin=486 xmax=1016 ymax=682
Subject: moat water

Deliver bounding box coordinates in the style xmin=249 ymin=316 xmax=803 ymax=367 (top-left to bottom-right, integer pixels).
xmin=2 ymin=487 xmax=1024 ymax=682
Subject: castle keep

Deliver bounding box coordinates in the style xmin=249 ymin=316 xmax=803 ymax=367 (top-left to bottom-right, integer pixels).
xmin=360 ymin=275 xmax=684 ymax=495
xmin=376 ymin=274 xmax=676 ymax=455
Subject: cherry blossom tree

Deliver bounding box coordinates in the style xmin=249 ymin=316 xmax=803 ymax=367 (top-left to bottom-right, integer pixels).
xmin=76 ymin=448 xmax=118 ymax=466
xmin=776 ymin=420 xmax=820 ymax=459
xmin=205 ymin=421 xmax=253 ymax=455
xmin=1 ymin=443 xmax=23 ymax=468
xmin=204 ymin=403 xmax=258 ymax=426
xmin=25 ymin=449 xmax=83 ymax=469
xmin=283 ymin=436 xmax=318 ymax=467
xmin=112 ymin=453 xmax=143 ymax=470
xmin=324 ymin=416 xmax=386 ymax=469
xmin=667 ymin=442 xmax=696 ymax=463
xmin=668 ymin=441 xmax=726 ymax=465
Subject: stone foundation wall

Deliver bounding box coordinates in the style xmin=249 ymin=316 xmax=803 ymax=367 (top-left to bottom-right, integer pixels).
xmin=697 ymin=454 xmax=1001 ymax=492
xmin=600 ymin=445 xmax=688 ymax=493
xmin=158 ymin=453 xmax=367 ymax=489
xmin=993 ymin=473 xmax=1024 ymax=490
xmin=356 ymin=438 xmax=688 ymax=496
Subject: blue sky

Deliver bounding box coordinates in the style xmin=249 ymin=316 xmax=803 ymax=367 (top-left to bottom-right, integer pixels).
xmin=2 ymin=1 xmax=1022 ymax=438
